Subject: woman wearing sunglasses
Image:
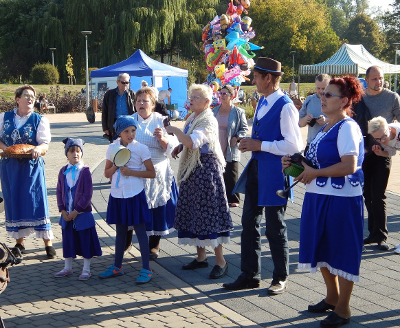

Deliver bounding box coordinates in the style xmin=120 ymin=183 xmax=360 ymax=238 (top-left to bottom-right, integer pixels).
xmin=212 ymin=85 xmax=248 ymax=207
xmin=282 ymin=77 xmax=364 ymax=328
xmin=0 ymin=85 xmax=56 ymax=259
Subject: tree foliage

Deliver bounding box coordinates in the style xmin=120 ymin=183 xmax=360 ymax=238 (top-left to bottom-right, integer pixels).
xmin=0 ymin=0 xmax=219 ymax=83
xmin=343 ymin=13 xmax=386 ymax=56
xmin=248 ymin=0 xmax=340 ymax=80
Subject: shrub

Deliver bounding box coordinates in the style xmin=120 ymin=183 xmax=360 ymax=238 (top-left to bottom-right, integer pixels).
xmin=46 ymin=86 xmax=86 ymax=113
xmin=0 ymin=95 xmax=16 ymax=113
xmin=31 ymin=63 xmax=59 ymax=84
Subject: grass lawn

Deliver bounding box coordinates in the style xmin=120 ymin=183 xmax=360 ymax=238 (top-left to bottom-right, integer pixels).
xmin=0 ymin=84 xmax=85 ymax=100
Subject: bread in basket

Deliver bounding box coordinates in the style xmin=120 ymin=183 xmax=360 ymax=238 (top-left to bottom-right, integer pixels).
xmin=1 ymin=144 xmax=43 ymax=159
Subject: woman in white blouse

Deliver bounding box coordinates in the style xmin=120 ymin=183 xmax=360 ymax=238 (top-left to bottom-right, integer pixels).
xmin=131 ymin=87 xmax=179 ymax=260
xmin=0 ymin=85 xmax=55 ymax=259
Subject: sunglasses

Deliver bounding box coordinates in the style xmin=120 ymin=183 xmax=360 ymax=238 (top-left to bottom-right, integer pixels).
xmin=321 ymin=92 xmax=343 ymax=99
xmin=219 ymin=92 xmax=231 ymax=96
xmin=119 ymin=81 xmax=130 ymax=85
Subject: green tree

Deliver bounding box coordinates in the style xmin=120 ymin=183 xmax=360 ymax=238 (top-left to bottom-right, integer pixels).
xmin=343 ymin=13 xmax=386 ymax=56
xmin=249 ymin=0 xmax=340 ymax=80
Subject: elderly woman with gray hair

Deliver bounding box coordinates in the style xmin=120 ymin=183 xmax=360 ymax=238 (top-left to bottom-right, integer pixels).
xmin=367 ymin=116 xmax=400 ymax=157
xmin=212 ymin=84 xmax=248 ymax=207
xmin=165 ymin=84 xmax=233 ymax=280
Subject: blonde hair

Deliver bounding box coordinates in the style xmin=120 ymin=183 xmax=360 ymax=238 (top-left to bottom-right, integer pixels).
xmin=189 ymin=84 xmax=213 ymax=103
xmin=135 ymin=87 xmax=156 ymax=106
xmin=368 ymin=116 xmax=388 ymax=134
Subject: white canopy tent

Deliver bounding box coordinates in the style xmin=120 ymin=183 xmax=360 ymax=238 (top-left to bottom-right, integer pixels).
xmin=299 ymin=44 xmax=400 ymax=76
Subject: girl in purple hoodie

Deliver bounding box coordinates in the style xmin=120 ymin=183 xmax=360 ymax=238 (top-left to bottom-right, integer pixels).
xmin=54 ymin=138 xmax=102 ymax=281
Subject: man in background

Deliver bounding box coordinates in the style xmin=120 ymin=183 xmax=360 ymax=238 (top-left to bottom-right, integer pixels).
xmin=102 ymin=73 xmax=135 ymax=142
xmin=298 ymin=74 xmax=330 ymax=154
xmin=158 ymin=88 xmax=172 ymax=105
xmin=362 ymin=66 xmax=400 ymax=250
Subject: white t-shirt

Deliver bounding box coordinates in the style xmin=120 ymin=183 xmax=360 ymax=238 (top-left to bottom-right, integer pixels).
xmin=158 ymin=90 xmax=170 ymax=102
xmin=306 ymin=120 xmax=363 ymax=197
xmin=106 ymin=139 xmax=151 ymax=198
xmin=381 ymin=122 xmax=400 ymax=156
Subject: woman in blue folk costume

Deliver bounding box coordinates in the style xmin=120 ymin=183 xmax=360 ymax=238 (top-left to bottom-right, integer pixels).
xmin=282 ymin=76 xmax=364 ymax=328
xmin=0 ymin=85 xmax=56 ymax=258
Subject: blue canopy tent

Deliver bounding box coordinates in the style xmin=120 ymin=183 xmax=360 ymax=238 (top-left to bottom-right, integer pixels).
xmin=90 ymin=49 xmax=188 ymax=117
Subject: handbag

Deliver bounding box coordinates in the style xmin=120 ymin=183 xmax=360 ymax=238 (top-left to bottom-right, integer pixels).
xmin=85 ymin=105 xmax=95 ymax=124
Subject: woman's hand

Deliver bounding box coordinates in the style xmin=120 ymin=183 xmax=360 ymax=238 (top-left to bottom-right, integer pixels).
xmin=171 ymin=144 xmax=183 ymax=159
xmin=281 ymin=155 xmax=292 ymax=172
xmin=165 ymin=125 xmax=177 ymax=135
xmin=31 ymin=146 xmax=43 ymax=159
xmin=153 ymin=127 xmax=164 ymax=140
xmin=295 ymin=161 xmax=317 ymax=184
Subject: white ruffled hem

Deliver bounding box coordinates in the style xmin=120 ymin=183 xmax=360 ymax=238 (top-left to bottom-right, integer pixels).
xmin=5 ymin=217 xmax=51 ymax=228
xmin=178 ymin=236 xmax=230 ymax=249
xmin=298 ymin=262 xmax=360 ymax=282
xmin=7 ymin=228 xmax=54 ymax=240
xmin=146 ymin=228 xmax=175 ymax=236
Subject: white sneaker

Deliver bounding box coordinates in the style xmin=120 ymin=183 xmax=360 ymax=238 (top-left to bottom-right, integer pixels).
xmin=394 ymin=243 xmax=400 ymax=249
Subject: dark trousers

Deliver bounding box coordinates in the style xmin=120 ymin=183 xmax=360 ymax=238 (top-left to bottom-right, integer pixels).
xmin=362 ymin=154 xmax=390 ymax=242
xmin=223 ymin=160 xmax=240 ymax=203
xmin=240 ymin=159 xmax=289 ymax=281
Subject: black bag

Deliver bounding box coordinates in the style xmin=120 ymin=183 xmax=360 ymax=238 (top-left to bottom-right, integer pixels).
xmin=86 ymin=105 xmax=95 ymax=124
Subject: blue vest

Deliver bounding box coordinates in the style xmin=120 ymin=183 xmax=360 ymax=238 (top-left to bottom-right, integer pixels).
xmin=1 ymin=111 xmax=41 ymax=146
xmin=234 ymin=95 xmax=291 ymax=206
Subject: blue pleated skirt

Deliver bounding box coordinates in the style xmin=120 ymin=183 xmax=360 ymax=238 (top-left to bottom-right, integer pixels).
xmin=299 ymin=192 xmax=364 ymax=282
xmin=146 ymin=178 xmax=178 ymax=235
xmin=62 ymin=221 xmax=102 ymax=259
xmin=1 ymin=157 xmax=51 ymax=237
xmin=106 ymin=190 xmax=152 ymax=226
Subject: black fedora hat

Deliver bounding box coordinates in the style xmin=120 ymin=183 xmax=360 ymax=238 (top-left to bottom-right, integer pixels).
xmin=253 ymin=57 xmax=284 ymax=76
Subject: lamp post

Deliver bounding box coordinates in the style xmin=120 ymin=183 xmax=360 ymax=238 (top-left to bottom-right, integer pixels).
xmin=81 ymin=31 xmax=92 ymax=110
xmin=49 ymin=48 xmax=56 ymax=66
xmin=291 ymin=51 xmax=296 ymax=81
xmin=394 ymin=43 xmax=400 ymax=93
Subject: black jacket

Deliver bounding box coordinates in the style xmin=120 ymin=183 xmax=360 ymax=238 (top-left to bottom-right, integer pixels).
xmin=102 ymin=88 xmax=136 ymax=141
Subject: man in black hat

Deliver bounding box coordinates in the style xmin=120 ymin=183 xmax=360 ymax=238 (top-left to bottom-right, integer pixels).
xmin=223 ymin=58 xmax=303 ymax=294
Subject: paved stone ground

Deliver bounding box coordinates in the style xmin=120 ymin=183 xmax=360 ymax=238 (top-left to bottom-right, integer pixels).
xmin=1 ymin=113 xmax=400 ymax=328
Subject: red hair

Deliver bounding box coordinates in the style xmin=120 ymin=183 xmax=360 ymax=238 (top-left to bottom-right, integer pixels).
xmin=329 ymin=76 xmax=364 ymax=117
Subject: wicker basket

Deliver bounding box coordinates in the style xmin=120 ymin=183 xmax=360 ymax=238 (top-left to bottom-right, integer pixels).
xmin=0 ymin=153 xmax=34 ymax=159
xmin=284 ymin=163 xmax=304 ymax=177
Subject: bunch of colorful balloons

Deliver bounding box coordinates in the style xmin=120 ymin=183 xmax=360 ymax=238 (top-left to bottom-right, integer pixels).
xmin=202 ymin=0 xmax=262 ymax=107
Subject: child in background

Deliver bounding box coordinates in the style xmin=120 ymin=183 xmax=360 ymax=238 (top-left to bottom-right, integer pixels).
xmin=99 ymin=116 xmax=156 ymax=284
xmin=54 ymin=138 xmax=102 ymax=281
xmin=368 ymin=116 xmax=400 ymax=157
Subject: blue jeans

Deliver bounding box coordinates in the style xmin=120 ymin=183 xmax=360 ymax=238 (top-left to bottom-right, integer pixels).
xmin=240 ymin=159 xmax=289 ymax=281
